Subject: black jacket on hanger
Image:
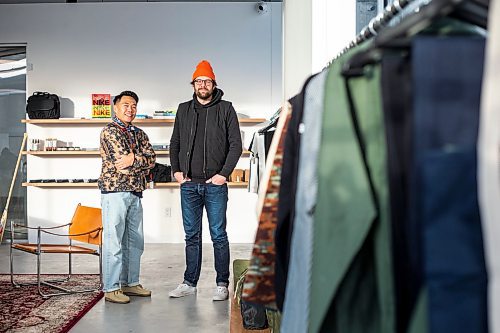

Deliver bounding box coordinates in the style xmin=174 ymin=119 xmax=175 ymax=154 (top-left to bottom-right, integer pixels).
xmin=275 ymin=74 xmax=317 ymax=311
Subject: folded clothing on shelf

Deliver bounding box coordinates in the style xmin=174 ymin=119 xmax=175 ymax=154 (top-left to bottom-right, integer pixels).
xmin=152 ymin=144 xmax=169 ymax=150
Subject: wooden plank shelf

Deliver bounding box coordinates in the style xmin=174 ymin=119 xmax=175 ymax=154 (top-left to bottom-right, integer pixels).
xmin=22 ymin=150 xmax=251 ymax=156
xmin=22 ymin=150 xmax=102 ymax=156
xmin=23 ymin=182 xmax=98 ymax=187
xmin=23 ymin=182 xmax=249 ymax=188
xmin=22 ymin=118 xmax=266 ymax=125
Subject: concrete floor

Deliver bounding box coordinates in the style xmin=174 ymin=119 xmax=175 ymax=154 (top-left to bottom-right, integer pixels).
xmin=0 ymin=243 xmax=253 ymax=333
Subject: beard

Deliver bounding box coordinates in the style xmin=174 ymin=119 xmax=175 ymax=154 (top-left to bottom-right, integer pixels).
xmin=195 ymin=88 xmax=213 ymax=100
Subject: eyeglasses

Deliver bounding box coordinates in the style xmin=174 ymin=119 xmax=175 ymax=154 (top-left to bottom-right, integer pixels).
xmin=193 ymin=79 xmax=213 ymax=86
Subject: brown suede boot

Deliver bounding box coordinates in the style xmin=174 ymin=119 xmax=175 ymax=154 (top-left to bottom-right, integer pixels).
xmin=122 ymin=284 xmax=152 ymax=297
xmin=105 ymin=290 xmax=130 ymax=304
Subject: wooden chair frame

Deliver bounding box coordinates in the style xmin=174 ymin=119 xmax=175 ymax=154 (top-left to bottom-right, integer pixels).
xmin=9 ymin=204 xmax=103 ymax=298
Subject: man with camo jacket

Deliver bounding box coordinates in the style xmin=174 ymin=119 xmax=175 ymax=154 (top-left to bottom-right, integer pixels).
xmin=98 ymin=90 xmax=156 ymax=304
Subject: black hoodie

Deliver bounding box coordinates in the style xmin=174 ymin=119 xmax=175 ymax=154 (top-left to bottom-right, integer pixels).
xmin=170 ymin=88 xmax=242 ymax=181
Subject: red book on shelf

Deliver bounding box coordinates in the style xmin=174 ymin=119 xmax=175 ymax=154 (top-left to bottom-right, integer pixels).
xmin=91 ymin=94 xmax=111 ymax=118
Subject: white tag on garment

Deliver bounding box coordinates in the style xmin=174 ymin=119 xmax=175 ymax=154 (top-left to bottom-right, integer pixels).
xmin=149 ymin=181 xmax=154 ymax=189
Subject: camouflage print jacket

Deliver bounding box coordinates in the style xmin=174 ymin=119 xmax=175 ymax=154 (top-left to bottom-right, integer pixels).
xmin=98 ymin=123 xmax=156 ymax=192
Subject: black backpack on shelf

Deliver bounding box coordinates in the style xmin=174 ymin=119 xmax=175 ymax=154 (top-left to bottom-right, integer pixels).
xmin=148 ymin=163 xmax=172 ymax=183
xmin=26 ymin=92 xmax=60 ymax=119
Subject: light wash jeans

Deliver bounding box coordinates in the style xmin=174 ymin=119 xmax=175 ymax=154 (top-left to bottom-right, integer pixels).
xmin=101 ymin=192 xmax=144 ymax=292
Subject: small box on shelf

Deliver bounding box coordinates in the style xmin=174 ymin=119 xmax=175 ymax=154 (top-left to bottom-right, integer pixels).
xmin=230 ymin=169 xmax=245 ymax=183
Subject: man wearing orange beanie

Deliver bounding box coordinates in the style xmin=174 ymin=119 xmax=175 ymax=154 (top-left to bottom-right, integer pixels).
xmin=169 ymin=60 xmax=242 ymax=301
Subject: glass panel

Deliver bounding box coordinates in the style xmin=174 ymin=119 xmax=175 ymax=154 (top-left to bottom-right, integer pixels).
xmin=0 ymin=46 xmax=27 ymax=242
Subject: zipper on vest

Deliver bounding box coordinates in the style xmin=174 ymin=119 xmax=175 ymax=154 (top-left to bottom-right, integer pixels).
xmin=203 ymin=108 xmax=208 ymax=178
xmin=186 ymin=110 xmax=195 ymax=174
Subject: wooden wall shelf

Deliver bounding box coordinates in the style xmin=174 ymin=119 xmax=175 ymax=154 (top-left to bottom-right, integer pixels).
xmin=22 ymin=182 xmax=249 ymax=188
xmin=23 ymin=150 xmax=102 ymax=156
xmin=23 ymin=182 xmax=98 ymax=188
xmin=22 ymin=118 xmax=266 ymax=125
xmin=22 ymin=117 xmax=256 ymax=191
xmin=22 ymin=150 xmax=251 ymax=157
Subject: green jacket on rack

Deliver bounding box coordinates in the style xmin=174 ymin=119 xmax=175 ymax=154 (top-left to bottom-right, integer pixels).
xmin=309 ymin=45 xmax=395 ymax=333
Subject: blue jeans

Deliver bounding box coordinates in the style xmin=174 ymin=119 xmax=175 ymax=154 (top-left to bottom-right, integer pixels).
xmin=180 ymin=182 xmax=230 ymax=287
xmin=101 ymin=192 xmax=144 ymax=292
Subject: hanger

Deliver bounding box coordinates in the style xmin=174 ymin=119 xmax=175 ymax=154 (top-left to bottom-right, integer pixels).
xmin=374 ymin=0 xmax=488 ymax=48
xmin=258 ymin=119 xmax=278 ymax=134
xmin=342 ymin=0 xmax=489 ymax=75
xmin=269 ymin=108 xmax=281 ymax=124
xmin=449 ymin=0 xmax=489 ymax=28
xmin=325 ymin=0 xmax=414 ymax=68
xmin=258 ymin=108 xmax=281 ymax=134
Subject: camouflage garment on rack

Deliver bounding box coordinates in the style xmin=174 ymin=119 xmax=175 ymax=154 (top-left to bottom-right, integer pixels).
xmin=242 ymin=103 xmax=292 ymax=308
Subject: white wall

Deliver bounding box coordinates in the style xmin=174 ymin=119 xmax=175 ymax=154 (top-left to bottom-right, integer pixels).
xmin=312 ymin=0 xmax=356 ymax=73
xmin=283 ymin=0 xmax=357 ymax=99
xmin=283 ymin=0 xmax=312 ymax=100
xmin=0 ymin=2 xmax=282 ymax=243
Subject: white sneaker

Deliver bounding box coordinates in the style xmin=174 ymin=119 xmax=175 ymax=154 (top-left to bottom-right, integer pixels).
xmin=169 ymin=283 xmax=197 ymax=298
xmin=212 ymin=286 xmax=229 ymax=301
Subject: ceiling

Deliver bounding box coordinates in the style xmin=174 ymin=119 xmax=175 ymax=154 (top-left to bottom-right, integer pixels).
xmin=0 ymin=0 xmax=281 ymax=3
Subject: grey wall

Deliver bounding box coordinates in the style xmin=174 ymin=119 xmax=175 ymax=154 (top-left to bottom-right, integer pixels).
xmin=0 ymin=0 xmax=282 ymax=3
xmin=0 ymin=2 xmax=282 ymax=118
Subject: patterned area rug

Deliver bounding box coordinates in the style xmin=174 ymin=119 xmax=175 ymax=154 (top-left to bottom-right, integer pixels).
xmin=0 ymin=274 xmax=103 ymax=333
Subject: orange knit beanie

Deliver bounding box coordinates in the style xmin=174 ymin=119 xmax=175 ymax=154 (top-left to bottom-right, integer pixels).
xmin=192 ymin=60 xmax=216 ymax=81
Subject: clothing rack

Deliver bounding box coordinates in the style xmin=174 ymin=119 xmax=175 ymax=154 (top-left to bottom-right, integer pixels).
xmin=327 ymin=0 xmax=415 ymax=66
xmin=327 ymin=0 xmax=488 ymax=67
